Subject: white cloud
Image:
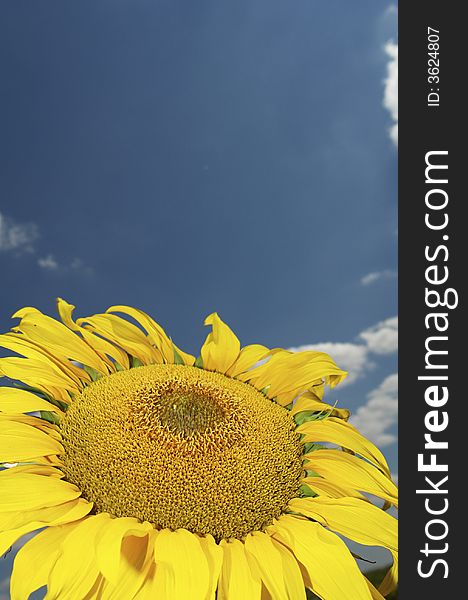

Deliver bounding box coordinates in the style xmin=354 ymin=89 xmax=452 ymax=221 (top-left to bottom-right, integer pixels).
xmin=383 ymin=41 xmax=398 ymax=146
xmin=350 ymin=373 xmax=398 ymax=447
xmin=0 ymin=211 xmax=39 ymax=254
xmin=38 ymin=254 xmax=59 ymax=270
xmin=361 ymin=269 xmax=397 ymax=286
xmin=360 ymin=316 xmax=398 ymax=355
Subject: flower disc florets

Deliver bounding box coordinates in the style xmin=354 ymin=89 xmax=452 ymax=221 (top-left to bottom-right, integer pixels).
xmin=61 ymin=364 xmax=304 ymax=540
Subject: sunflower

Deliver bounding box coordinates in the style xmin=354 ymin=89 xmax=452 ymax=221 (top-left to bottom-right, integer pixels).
xmin=0 ymin=300 xmax=398 ymax=600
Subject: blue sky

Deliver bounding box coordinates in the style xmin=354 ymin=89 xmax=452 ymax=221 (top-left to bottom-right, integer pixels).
xmin=0 ymin=0 xmax=397 ymax=590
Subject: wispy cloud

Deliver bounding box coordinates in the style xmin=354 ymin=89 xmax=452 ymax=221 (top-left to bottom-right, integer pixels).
xmin=1 ymin=211 xmax=92 ymax=275
xmin=359 ymin=316 xmax=398 ymax=355
xmin=289 ymin=316 xmax=397 ymax=386
xmin=360 ymin=269 xmax=397 ymax=286
xmin=350 ymin=373 xmax=398 ymax=447
xmin=0 ymin=211 xmax=39 ymax=254
xmin=383 ymin=40 xmax=398 ymax=146
xmin=37 ymin=254 xmax=93 ymax=275
xmin=70 ymin=258 xmax=93 ymax=275
xmin=38 ymin=254 xmax=59 ymax=270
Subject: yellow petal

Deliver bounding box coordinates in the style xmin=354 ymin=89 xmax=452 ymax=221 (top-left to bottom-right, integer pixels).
xmin=226 ymin=344 xmax=271 ymax=378
xmin=305 ymin=450 xmax=398 ymax=507
xmin=0 ymin=414 xmax=62 ymax=442
xmin=152 ymin=528 xmax=210 ymax=599
xmin=77 ymin=313 xmax=161 ymax=365
xmin=238 ymin=351 xmax=347 ymax=406
xmin=0 ymin=332 xmax=87 ymax=388
xmin=107 ymin=305 xmax=195 ymax=366
xmin=84 ymin=576 xmax=107 ymax=599
xmin=0 ymin=472 xmax=81 ymax=512
xmin=244 ymin=532 xmax=288 ymax=600
xmin=12 ymin=309 xmax=109 ymax=375
xmin=270 ymin=538 xmax=306 ymax=600
xmin=0 ymin=498 xmax=92 ymax=557
xmin=287 ymin=497 xmax=397 ymax=553
xmin=10 ymin=523 xmax=74 ymax=600
xmin=0 ymin=420 xmax=63 ymax=462
xmin=200 ymin=313 xmax=241 ymax=374
xmin=379 ymin=553 xmax=398 ymax=597
xmin=218 ymin=539 xmax=262 ymax=600
xmin=21 ymin=454 xmax=63 ymax=467
xmin=0 ymin=464 xmax=62 ymax=479
xmin=0 ymin=356 xmax=78 ymax=395
xmin=300 ymin=477 xmax=367 ymax=501
xmin=99 ymin=530 xmax=155 ymax=600
xmin=0 ymin=496 xmax=92 ymax=533
xmin=0 ymin=387 xmax=63 ymax=415
xmin=57 ymin=298 xmax=130 ymax=371
xmin=4 ymin=331 xmax=92 ymax=389
xmin=291 ymin=393 xmax=349 ymax=420
xmin=198 ymin=535 xmax=223 ymax=600
xmin=365 ymin=578 xmax=387 ymax=600
xmin=297 ymin=417 xmax=390 ymax=476
xmin=305 ymin=384 xmax=325 ymax=401
xmin=47 ymin=514 xmax=111 ymax=599
xmin=270 ymin=515 xmax=371 ymax=600
xmin=95 ymin=516 xmax=153 ymax=585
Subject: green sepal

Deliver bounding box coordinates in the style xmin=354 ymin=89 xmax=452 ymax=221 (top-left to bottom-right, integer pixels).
xmin=294 ymin=410 xmax=330 ymax=426
xmin=304 ymin=469 xmax=322 ymax=478
xmin=194 ymin=356 xmax=204 ymax=368
xmin=301 ymin=442 xmax=323 ymax=454
xmin=130 ymin=356 xmax=143 ymax=368
xmin=172 ymin=344 xmax=185 ymax=366
xmin=114 ymin=362 xmax=125 ymax=371
xmin=39 ymin=411 xmax=61 ymax=425
xmin=83 ymin=365 xmax=102 ymax=382
xmin=299 ymin=484 xmax=318 ymax=498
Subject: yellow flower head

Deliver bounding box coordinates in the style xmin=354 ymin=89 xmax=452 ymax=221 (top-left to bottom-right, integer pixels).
xmin=0 ymin=300 xmax=398 ymax=599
